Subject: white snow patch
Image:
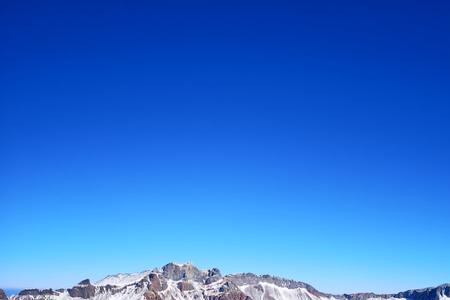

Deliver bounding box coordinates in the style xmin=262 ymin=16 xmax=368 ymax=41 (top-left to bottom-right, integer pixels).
xmin=95 ymin=270 xmax=152 ymax=287
xmin=239 ymin=282 xmax=338 ymax=300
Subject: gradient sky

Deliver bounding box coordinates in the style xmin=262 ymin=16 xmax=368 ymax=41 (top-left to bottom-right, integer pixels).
xmin=1 ymin=0 xmax=450 ymax=295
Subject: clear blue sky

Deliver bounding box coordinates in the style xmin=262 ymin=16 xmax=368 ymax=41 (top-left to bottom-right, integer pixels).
xmin=1 ymin=0 xmax=449 ymax=295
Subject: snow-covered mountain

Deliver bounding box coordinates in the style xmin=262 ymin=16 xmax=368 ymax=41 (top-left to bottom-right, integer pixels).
xmin=3 ymin=263 xmax=449 ymax=300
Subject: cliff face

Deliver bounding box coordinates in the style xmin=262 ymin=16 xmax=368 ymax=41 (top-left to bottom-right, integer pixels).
xmin=6 ymin=263 xmax=450 ymax=300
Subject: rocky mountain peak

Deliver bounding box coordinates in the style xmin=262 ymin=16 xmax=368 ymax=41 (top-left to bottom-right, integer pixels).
xmin=78 ymin=279 xmax=91 ymax=286
xmin=5 ymin=262 xmax=449 ymax=300
xmin=161 ymin=262 xmax=222 ymax=283
xmin=161 ymin=262 xmax=200 ymax=281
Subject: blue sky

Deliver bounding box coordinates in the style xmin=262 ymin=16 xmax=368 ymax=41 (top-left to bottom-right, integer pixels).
xmin=1 ymin=0 xmax=450 ymax=294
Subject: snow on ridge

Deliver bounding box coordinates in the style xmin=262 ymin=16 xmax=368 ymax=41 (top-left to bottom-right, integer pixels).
xmin=440 ymin=294 xmax=450 ymax=300
xmin=238 ymin=282 xmax=337 ymax=300
xmin=94 ymin=270 xmax=152 ymax=287
xmin=94 ymin=262 xmax=214 ymax=289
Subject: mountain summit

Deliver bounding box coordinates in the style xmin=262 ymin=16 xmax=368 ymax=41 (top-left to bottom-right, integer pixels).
xmin=4 ymin=263 xmax=449 ymax=300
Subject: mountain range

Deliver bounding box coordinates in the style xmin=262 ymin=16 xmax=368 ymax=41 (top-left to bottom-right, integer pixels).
xmin=2 ymin=263 xmax=449 ymax=300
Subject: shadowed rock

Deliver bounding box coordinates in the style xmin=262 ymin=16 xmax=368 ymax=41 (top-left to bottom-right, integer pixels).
xmin=18 ymin=290 xmax=56 ymax=297
xmin=396 ymin=284 xmax=450 ymax=300
xmin=18 ymin=290 xmax=40 ymax=297
xmin=78 ymin=279 xmax=91 ymax=286
xmin=340 ymin=284 xmax=450 ymax=300
xmin=206 ymin=268 xmax=222 ymax=284
xmin=0 ymin=289 xmax=7 ymax=300
xmin=68 ymin=283 xmax=95 ymax=299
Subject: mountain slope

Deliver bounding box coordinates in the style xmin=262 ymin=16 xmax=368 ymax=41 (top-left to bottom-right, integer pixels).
xmin=4 ymin=263 xmax=449 ymax=300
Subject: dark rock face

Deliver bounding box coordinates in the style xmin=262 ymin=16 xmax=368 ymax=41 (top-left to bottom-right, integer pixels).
xmin=18 ymin=290 xmax=56 ymax=297
xmin=78 ymin=279 xmax=91 ymax=286
xmin=41 ymin=290 xmax=56 ymax=296
xmin=342 ymin=293 xmax=389 ymax=300
xmin=67 ymin=278 xmax=97 ymax=299
xmin=206 ymin=268 xmax=222 ymax=284
xmin=0 ymin=289 xmax=7 ymax=300
xmin=341 ymin=284 xmax=450 ymax=300
xmin=67 ymin=285 xmax=96 ymax=299
xmin=396 ymin=284 xmax=450 ymax=300
xmin=18 ymin=290 xmax=40 ymax=297
xmin=208 ymin=268 xmax=222 ymax=278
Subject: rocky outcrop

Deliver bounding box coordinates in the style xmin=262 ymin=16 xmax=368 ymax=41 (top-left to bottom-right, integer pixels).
xmin=210 ymin=290 xmax=251 ymax=300
xmin=224 ymin=291 xmax=251 ymax=300
xmin=0 ymin=289 xmax=7 ymax=300
xmin=18 ymin=290 xmax=40 ymax=297
xmin=144 ymin=290 xmax=162 ymax=300
xmin=98 ymin=285 xmax=121 ymax=295
xmin=148 ymin=273 xmax=167 ymax=291
xmin=208 ymin=280 xmax=252 ymax=300
xmin=396 ymin=284 xmax=450 ymax=300
xmin=67 ymin=283 xmax=96 ymax=299
xmin=18 ymin=290 xmax=56 ymax=297
xmin=78 ymin=279 xmax=91 ymax=285
xmin=206 ymin=268 xmax=222 ymax=284
xmin=162 ymin=263 xmax=204 ymax=282
xmin=160 ymin=262 xmax=223 ymax=285
xmin=342 ymin=293 xmax=390 ymax=300
xmin=177 ymin=280 xmax=194 ymax=291
xmin=341 ymin=284 xmax=450 ymax=300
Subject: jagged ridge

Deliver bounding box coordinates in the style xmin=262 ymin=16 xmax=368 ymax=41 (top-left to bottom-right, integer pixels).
xmin=3 ymin=263 xmax=449 ymax=300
